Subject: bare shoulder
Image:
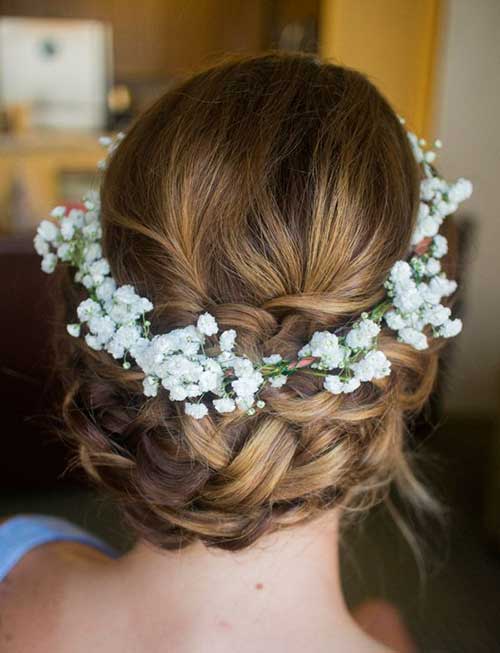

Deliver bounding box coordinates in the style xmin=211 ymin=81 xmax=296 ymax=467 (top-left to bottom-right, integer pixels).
xmin=0 ymin=541 xmax=109 ymax=653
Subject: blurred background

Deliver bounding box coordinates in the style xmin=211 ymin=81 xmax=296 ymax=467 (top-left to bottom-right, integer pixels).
xmin=0 ymin=1 xmax=499 ymax=651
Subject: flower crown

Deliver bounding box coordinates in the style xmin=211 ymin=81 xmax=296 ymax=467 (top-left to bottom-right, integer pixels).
xmin=34 ymin=121 xmax=472 ymax=420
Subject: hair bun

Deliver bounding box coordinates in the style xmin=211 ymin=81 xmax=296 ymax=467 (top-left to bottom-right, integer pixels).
xmin=55 ymin=53 xmax=462 ymax=551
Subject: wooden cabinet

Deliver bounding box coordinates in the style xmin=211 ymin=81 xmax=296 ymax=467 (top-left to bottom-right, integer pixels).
xmin=0 ymin=132 xmax=102 ymax=232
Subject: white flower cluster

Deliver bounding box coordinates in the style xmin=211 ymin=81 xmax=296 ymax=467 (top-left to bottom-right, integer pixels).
xmin=132 ymin=316 xmax=270 ymax=419
xmin=34 ymin=193 xmax=154 ymax=359
xmin=383 ymin=258 xmax=461 ymax=350
xmin=381 ymin=122 xmax=473 ymax=350
xmin=296 ymin=318 xmax=391 ymax=395
xmin=97 ymin=132 xmax=125 ymax=170
xmin=412 ymin=176 xmax=472 ymax=246
xmin=405 ymin=127 xmax=472 ymax=246
xmin=34 ymin=127 xmax=472 ymax=419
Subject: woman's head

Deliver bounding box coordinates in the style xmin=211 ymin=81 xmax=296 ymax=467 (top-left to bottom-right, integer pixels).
xmin=61 ymin=53 xmax=444 ymax=551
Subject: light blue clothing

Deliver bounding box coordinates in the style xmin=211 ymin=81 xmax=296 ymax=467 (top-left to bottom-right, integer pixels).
xmin=0 ymin=514 xmax=118 ymax=582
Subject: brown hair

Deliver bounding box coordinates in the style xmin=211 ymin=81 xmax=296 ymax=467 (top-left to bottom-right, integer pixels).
xmin=60 ymin=52 xmax=446 ymax=551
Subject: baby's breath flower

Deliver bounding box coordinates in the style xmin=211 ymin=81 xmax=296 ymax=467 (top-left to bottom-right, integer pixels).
xmin=34 ymin=234 xmax=50 ymax=256
xmin=431 ymin=234 xmax=448 ymax=259
xmin=60 ymin=217 xmax=76 ymax=240
xmin=57 ymin=243 xmax=72 ymax=261
xmin=41 ymin=253 xmax=57 ymax=273
xmin=143 ymin=376 xmax=159 ymax=397
xmin=185 ymin=402 xmax=208 ymax=419
xmin=262 ymin=354 xmax=282 ymax=365
xmin=384 ymin=310 xmax=406 ymax=331
xmin=399 ymin=327 xmax=428 ymax=350
xmin=448 ymin=178 xmax=473 ymax=203
xmin=50 ymin=206 xmax=66 ymax=219
xmin=38 ymin=220 xmax=58 ymax=242
xmin=213 ymin=397 xmax=237 ymax=413
xmin=85 ymin=333 xmax=103 ymax=351
xmin=33 ymin=127 xmax=471 ymax=419
xmin=219 ymin=329 xmax=237 ymax=352
xmin=423 ymin=305 xmax=451 ymax=327
xmin=96 ymin=278 xmax=116 ymax=302
xmin=345 ymin=318 xmax=380 ymax=350
xmin=438 ymin=318 xmax=463 ymax=338
xmin=324 ymin=375 xmax=360 ymax=394
xmin=196 ymin=312 xmax=219 ymax=336
xmin=269 ymin=374 xmax=287 ymax=388
xmin=350 ymin=350 xmax=391 ymax=382
xmin=307 ymin=331 xmax=343 ymax=369
xmin=67 ymin=324 xmax=81 ymax=337
xmin=84 ymin=243 xmax=102 ymax=264
xmin=77 ymin=298 xmax=102 ymax=322
xmin=425 ymin=258 xmax=441 ymax=276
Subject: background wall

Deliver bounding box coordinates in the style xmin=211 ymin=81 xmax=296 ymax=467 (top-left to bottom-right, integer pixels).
xmin=433 ymin=0 xmax=500 ymax=417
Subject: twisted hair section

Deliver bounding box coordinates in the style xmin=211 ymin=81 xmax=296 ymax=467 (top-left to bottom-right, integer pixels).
xmin=58 ymin=53 xmax=449 ymax=551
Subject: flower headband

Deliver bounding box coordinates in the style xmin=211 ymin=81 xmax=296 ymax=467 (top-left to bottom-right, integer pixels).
xmin=34 ymin=121 xmax=472 ymax=420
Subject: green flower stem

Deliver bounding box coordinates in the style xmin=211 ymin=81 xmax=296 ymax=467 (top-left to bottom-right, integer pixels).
xmin=368 ymin=299 xmax=392 ymax=323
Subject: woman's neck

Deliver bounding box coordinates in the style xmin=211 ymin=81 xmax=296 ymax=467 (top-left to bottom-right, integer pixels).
xmin=106 ymin=509 xmax=379 ymax=651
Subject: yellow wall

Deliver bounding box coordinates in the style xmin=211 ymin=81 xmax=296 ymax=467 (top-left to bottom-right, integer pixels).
xmin=319 ymin=0 xmax=441 ymax=137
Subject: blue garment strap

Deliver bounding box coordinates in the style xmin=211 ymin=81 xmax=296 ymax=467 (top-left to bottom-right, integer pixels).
xmin=0 ymin=514 xmax=119 ymax=582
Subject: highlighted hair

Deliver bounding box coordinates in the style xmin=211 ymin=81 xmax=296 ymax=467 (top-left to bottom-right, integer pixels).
xmin=60 ymin=53 xmax=449 ymax=551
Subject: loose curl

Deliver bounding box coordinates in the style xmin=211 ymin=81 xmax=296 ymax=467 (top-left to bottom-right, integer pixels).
xmin=58 ymin=53 xmax=450 ymax=551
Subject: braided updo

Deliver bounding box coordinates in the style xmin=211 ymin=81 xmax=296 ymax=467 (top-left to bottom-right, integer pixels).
xmin=60 ymin=53 xmax=446 ymax=551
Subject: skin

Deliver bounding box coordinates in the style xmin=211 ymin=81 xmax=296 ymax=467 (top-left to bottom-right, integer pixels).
xmin=0 ymin=510 xmax=413 ymax=652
